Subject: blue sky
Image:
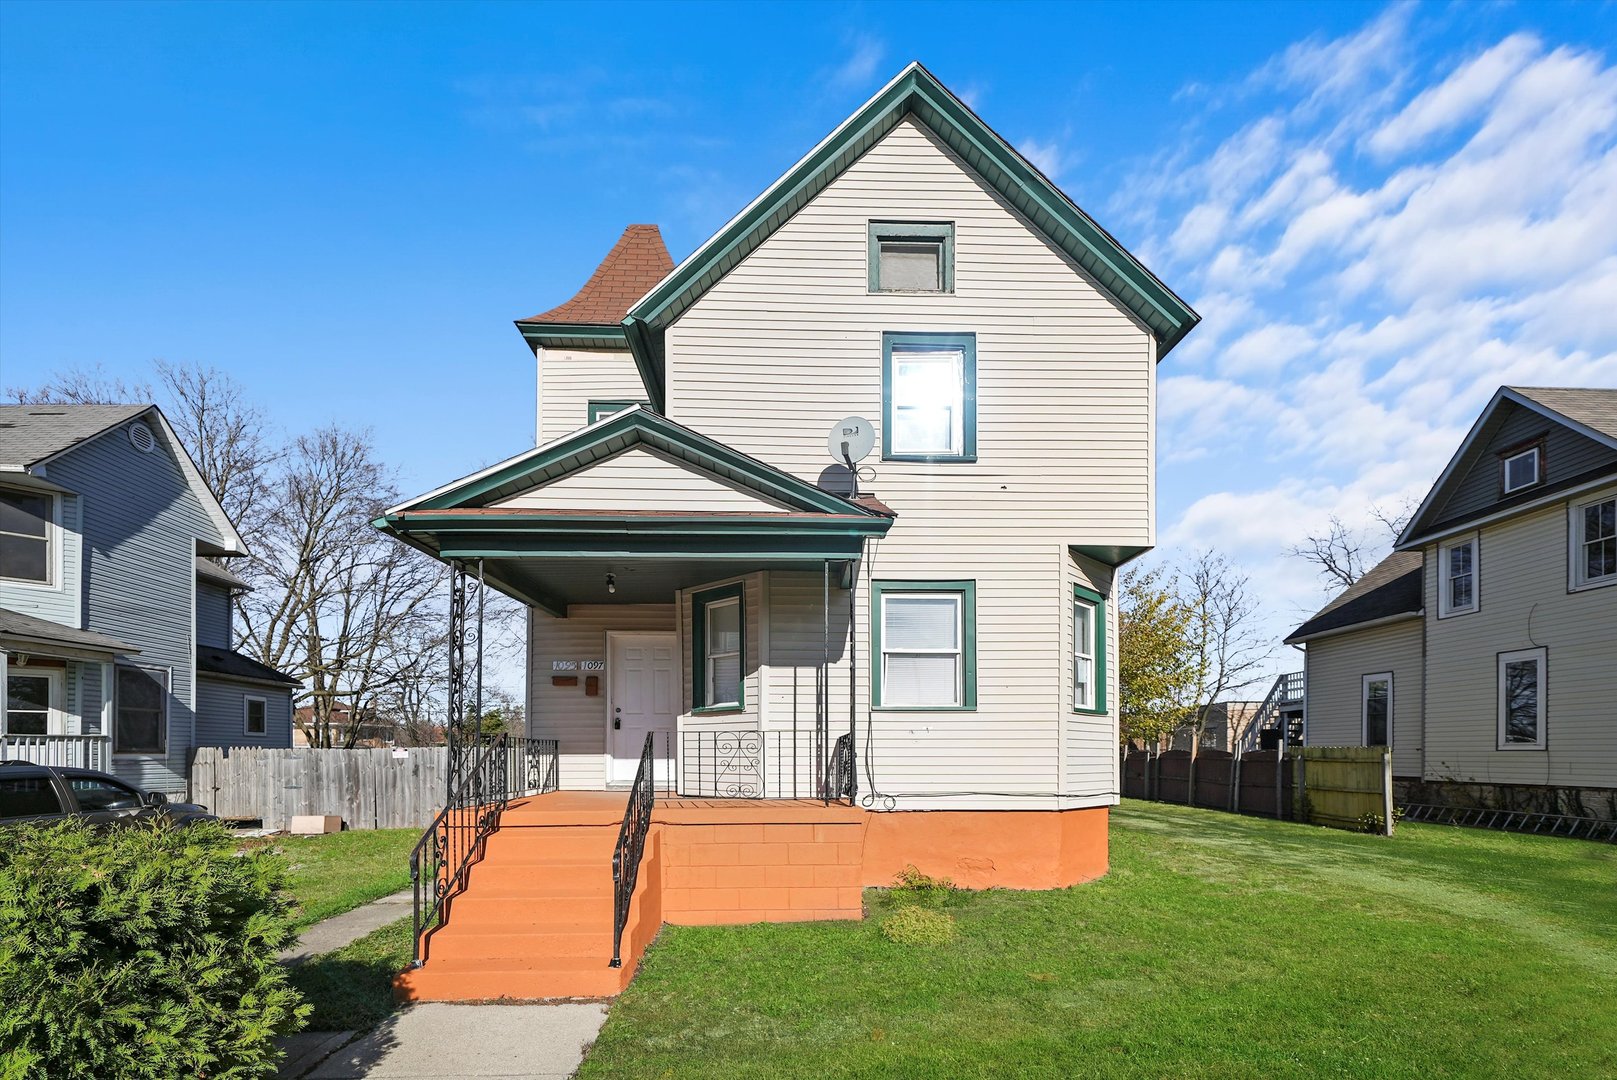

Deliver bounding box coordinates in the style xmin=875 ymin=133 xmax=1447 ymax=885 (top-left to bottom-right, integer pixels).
xmin=3 ymin=1 xmax=1615 ymax=682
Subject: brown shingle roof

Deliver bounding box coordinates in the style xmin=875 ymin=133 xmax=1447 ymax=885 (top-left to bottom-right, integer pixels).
xmin=1285 ymin=550 xmax=1424 ymax=643
xmin=1507 ymin=387 xmax=1617 ymax=442
xmin=519 ymin=225 xmax=673 ymax=326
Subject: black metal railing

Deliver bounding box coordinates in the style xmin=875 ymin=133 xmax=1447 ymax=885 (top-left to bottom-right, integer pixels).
xmin=610 ymin=732 xmax=656 ymax=968
xmin=408 ymin=733 xmax=560 ymax=967
xmin=678 ymin=729 xmax=855 ymax=803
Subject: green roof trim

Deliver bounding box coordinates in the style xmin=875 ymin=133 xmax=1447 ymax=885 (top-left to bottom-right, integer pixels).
xmin=515 ymin=321 xmax=630 ymax=351
xmin=622 ymin=62 xmax=1198 ymax=406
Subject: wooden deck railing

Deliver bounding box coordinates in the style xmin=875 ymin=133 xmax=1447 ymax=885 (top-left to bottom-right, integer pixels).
xmin=0 ymin=734 xmax=113 ymax=770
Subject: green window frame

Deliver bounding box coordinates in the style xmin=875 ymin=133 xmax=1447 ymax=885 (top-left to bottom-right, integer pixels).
xmin=868 ymin=221 xmax=955 ymax=293
xmin=1072 ymin=584 xmax=1107 ymax=714
xmin=870 ymin=580 xmax=977 ymax=711
xmin=882 ymin=331 xmax=977 ymax=463
xmin=587 ymin=400 xmax=650 ymax=424
xmin=691 ymin=582 xmax=745 ymax=712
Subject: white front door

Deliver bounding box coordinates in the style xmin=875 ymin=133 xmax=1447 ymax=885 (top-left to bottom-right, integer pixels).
xmin=607 ymin=632 xmax=677 ymax=787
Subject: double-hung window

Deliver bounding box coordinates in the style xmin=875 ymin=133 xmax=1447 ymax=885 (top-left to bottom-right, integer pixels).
xmin=244 ymin=697 xmax=268 ymax=736
xmin=1438 ymin=536 xmax=1478 ymax=616
xmin=692 ymin=583 xmax=743 ymax=710
xmin=873 ymin=581 xmax=976 ymax=709
xmin=1072 ymin=585 xmax=1106 ymax=713
xmin=114 ymin=665 xmax=168 ymax=755
xmin=1570 ymin=495 xmax=1616 ymax=590
xmin=882 ymin=332 xmax=976 ymax=462
xmin=1501 ymin=444 xmax=1542 ymax=494
xmin=1362 ymin=672 xmax=1392 ymax=746
xmin=1497 ymin=647 xmax=1547 ymax=749
xmin=4 ymin=671 xmax=58 ymax=736
xmin=868 ymin=222 xmax=953 ymax=293
xmin=0 ymin=488 xmax=52 ymax=584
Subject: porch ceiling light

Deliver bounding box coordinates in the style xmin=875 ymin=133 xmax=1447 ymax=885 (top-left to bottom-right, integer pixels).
xmin=606 ymin=574 xmax=616 ymax=595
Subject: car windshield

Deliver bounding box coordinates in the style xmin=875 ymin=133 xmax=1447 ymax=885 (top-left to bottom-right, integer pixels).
xmin=0 ymin=774 xmax=63 ymax=818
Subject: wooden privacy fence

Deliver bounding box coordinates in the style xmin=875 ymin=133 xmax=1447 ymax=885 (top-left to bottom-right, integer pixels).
xmin=1121 ymin=746 xmax=1393 ymax=835
xmin=191 ymin=746 xmax=450 ymax=831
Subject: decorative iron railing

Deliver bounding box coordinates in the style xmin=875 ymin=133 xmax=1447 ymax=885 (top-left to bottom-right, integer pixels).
xmin=408 ymin=733 xmax=560 ymax=967
xmin=679 ymin=729 xmax=855 ymax=803
xmin=610 ymin=732 xmax=656 ymax=968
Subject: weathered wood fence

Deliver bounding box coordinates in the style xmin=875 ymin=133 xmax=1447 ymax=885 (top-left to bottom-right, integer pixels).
xmin=191 ymin=746 xmax=450 ymax=831
xmin=1121 ymin=745 xmax=1393 ymax=835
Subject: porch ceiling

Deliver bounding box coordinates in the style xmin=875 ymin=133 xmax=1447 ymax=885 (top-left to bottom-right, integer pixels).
xmin=478 ymin=554 xmax=846 ymax=612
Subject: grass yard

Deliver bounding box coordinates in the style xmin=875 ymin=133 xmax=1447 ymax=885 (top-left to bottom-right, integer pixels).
xmin=580 ymin=801 xmax=1617 ymax=1079
xmin=288 ymin=917 xmax=414 ymax=1031
xmin=244 ymin=828 xmax=419 ymax=929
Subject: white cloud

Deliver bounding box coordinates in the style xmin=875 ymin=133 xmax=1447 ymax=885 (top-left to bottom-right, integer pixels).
xmin=1018 ymin=137 xmax=1066 ymax=181
xmin=1369 ymin=34 xmax=1540 ymax=156
xmin=827 ymin=34 xmax=885 ymax=91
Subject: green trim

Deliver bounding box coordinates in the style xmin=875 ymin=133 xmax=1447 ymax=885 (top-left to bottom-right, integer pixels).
xmin=515 ymin=322 xmax=630 ymax=350
xmin=691 ymin=581 xmax=745 ymax=710
xmin=624 ymin=63 xmax=1198 ymax=406
xmin=867 ymin=221 xmax=955 ymax=293
xmin=384 ymin=513 xmax=887 ymax=536
xmin=620 ymin=315 xmax=666 ymax=413
xmin=869 ymin=579 xmax=977 ymax=711
xmin=587 ymin=400 xmax=651 ymax=424
xmin=882 ymin=332 xmax=977 ymax=462
xmin=1071 ymin=583 xmax=1107 ymax=715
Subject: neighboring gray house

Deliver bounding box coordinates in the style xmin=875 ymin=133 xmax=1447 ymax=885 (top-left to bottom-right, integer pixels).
xmin=1 ymin=404 xmax=297 ymax=795
xmin=1287 ymin=387 xmax=1617 ymax=819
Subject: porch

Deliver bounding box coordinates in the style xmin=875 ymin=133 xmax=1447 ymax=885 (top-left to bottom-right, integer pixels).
xmin=1 ymin=607 xmax=133 ymax=771
xmin=0 ymin=733 xmax=112 ymax=770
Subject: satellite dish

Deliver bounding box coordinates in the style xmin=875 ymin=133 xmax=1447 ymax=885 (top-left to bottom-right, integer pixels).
xmin=828 ymin=416 xmax=875 ymax=466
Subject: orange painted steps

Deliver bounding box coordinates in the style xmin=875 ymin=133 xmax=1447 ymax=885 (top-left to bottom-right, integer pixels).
xmin=393 ymin=823 xmax=634 ymax=1003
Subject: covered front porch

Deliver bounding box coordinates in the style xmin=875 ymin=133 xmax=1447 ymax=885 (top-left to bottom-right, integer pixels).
xmin=0 ymin=607 xmax=133 ymax=770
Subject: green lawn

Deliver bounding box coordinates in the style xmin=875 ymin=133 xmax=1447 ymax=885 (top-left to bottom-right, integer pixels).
xmin=245 ymin=828 xmax=419 ymax=929
xmin=288 ymin=917 xmax=414 ymax=1032
xmin=580 ymin=802 xmax=1617 ymax=1079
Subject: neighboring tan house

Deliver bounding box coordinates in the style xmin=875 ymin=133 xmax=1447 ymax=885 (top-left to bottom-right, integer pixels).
xmin=377 ymin=62 xmax=1198 ymax=1000
xmin=1169 ymin=701 xmax=1263 ymax=753
xmin=1287 ymin=387 xmax=1617 ymax=819
xmin=1 ymin=404 xmax=297 ymax=796
xmin=292 ymin=703 xmax=398 ymax=747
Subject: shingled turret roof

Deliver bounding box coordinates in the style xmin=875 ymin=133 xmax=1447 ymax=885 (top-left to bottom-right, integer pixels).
xmin=519 ymin=224 xmax=673 ymax=326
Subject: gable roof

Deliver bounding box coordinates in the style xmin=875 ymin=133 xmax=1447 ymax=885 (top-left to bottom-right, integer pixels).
xmin=1285 ymin=551 xmax=1424 ymax=644
xmin=1397 ymin=386 xmax=1617 ymax=549
xmin=617 ymin=62 xmax=1198 ymax=411
xmin=0 ymin=403 xmax=249 ymax=556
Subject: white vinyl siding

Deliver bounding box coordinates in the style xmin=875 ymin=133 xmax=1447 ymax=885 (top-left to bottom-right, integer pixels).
xmin=1301 ymin=618 xmax=1423 ymax=778
xmin=664 ymin=116 xmax=1150 ymax=809
xmin=490 ymin=445 xmax=793 ymax=513
xmin=536 ymin=347 xmax=649 ymax=445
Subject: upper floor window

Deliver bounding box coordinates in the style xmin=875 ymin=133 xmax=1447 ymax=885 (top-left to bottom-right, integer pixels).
xmin=882 ymin=332 xmax=977 ymax=462
xmin=1438 ymin=535 xmax=1478 ymax=617
xmin=1571 ymin=495 xmax=1616 ymax=590
xmin=868 ymin=222 xmax=954 ymax=293
xmin=0 ymin=488 xmax=52 ymax=584
xmin=1501 ymin=444 xmax=1542 ymax=494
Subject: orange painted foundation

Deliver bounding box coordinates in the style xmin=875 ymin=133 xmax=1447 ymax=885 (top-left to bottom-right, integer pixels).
xmin=395 ymin=793 xmax=1110 ymax=1003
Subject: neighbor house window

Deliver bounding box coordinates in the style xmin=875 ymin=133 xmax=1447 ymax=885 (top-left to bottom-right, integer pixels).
xmin=0 ymin=489 xmax=52 ymax=584
xmin=872 ymin=581 xmax=976 ymax=709
xmin=1571 ymin=495 xmax=1616 ymax=590
xmin=587 ymin=400 xmax=649 ymax=424
xmin=1438 ymin=536 xmax=1478 ymax=616
xmin=868 ymin=221 xmax=954 ymax=293
xmin=114 ymin=665 xmax=168 ymax=755
xmin=1497 ymin=647 xmax=1547 ymax=750
xmin=244 ymin=696 xmax=267 ymax=736
xmin=1073 ymin=585 xmax=1106 ymax=713
xmin=882 ymin=332 xmax=977 ymax=462
xmin=691 ymin=583 xmax=743 ymax=710
xmin=1501 ymin=444 xmax=1542 ymax=494
xmin=1362 ymin=672 xmax=1392 ymax=746
xmin=4 ymin=672 xmax=57 ymax=736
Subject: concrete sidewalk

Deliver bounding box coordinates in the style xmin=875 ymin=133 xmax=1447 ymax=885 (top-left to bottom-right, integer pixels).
xmin=294 ymin=1003 xmax=608 ymax=1079
xmin=280 ymin=890 xmax=413 ymax=965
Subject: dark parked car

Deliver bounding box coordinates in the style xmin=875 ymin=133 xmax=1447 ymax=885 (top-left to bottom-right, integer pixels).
xmin=0 ymin=761 xmax=215 ymax=827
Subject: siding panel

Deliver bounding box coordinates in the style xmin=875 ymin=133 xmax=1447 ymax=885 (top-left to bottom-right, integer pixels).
xmin=1303 ymin=619 xmax=1424 ymax=777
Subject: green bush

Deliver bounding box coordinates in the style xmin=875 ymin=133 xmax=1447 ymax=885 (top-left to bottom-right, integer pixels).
xmin=0 ymin=818 xmax=308 ymax=1079
xmin=887 ymin=864 xmax=956 ymax=908
xmin=880 ymin=905 xmax=957 ymax=946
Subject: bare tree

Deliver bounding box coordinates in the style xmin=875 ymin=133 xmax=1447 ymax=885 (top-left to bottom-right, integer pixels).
xmin=8 ymin=363 xmax=152 ymax=405
xmin=1179 ymin=550 xmax=1271 ymax=755
xmin=156 ymin=361 xmax=279 ymax=549
xmin=236 ymin=427 xmax=447 ymax=748
xmin=1286 ymin=515 xmax=1369 ymax=590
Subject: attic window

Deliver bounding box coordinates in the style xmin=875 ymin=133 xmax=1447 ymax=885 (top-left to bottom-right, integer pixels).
xmin=869 ymin=222 xmax=954 ymax=293
xmin=1501 ymin=443 xmax=1541 ymax=493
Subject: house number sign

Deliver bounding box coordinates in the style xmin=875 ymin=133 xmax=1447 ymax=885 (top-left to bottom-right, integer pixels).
xmin=552 ymin=660 xmax=605 ymax=671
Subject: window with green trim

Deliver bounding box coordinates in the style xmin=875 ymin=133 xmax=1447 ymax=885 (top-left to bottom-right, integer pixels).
xmin=691 ymin=582 xmax=744 ymax=710
xmin=872 ymin=580 xmax=976 ymax=709
xmin=1073 ymin=584 xmax=1107 ymax=713
xmin=882 ymin=332 xmax=977 ymax=462
xmin=868 ymin=221 xmax=954 ymax=293
xmin=587 ymin=400 xmax=649 ymax=424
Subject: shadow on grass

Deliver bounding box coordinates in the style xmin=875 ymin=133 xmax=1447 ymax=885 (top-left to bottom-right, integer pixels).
xmin=288 ymin=917 xmax=414 ymax=1034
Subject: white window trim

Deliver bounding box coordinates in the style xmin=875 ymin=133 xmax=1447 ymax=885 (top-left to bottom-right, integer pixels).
xmin=113 ymin=663 xmax=170 ymax=757
xmin=1567 ymin=492 xmax=1617 ymax=592
xmin=0 ymin=486 xmax=61 ymax=590
xmin=1073 ymin=597 xmax=1097 ymax=710
xmin=1361 ymin=672 xmax=1393 ymax=747
xmin=3 ymin=667 xmax=66 ymax=737
xmin=702 ymin=596 xmax=742 ymax=709
xmin=1496 ymin=647 xmax=1547 ymax=751
xmin=1501 ymin=446 xmax=1540 ymax=493
xmin=879 ymin=591 xmax=965 ymax=708
xmin=243 ymin=695 xmax=268 ymax=736
xmin=1437 ymin=534 xmax=1479 ymax=617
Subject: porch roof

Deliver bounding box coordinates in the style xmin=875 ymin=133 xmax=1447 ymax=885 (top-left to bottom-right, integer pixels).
xmin=0 ymin=607 xmax=137 ymax=661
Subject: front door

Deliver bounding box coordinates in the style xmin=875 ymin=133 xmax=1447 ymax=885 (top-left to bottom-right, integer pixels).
xmin=607 ymin=632 xmax=676 ymax=787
